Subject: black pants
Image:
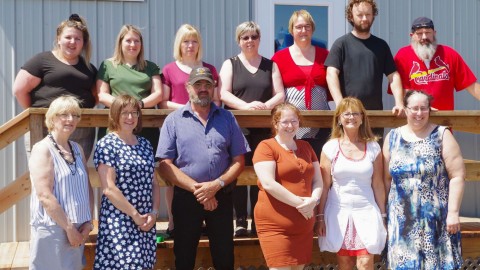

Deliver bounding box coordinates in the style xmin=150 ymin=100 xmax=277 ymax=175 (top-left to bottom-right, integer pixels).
xmin=301 ymin=127 xmax=331 ymax=159
xmin=233 ymin=129 xmax=269 ymax=226
xmin=172 ymin=186 xmax=234 ymax=270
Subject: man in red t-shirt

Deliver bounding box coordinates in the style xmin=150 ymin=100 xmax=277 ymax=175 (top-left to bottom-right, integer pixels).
xmin=390 ymin=17 xmax=480 ymax=110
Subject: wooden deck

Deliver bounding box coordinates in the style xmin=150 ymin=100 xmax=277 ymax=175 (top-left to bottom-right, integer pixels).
xmin=2 ymin=218 xmax=479 ymax=270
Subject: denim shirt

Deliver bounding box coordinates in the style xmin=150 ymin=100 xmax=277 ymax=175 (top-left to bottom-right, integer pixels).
xmin=156 ymin=102 xmax=250 ymax=182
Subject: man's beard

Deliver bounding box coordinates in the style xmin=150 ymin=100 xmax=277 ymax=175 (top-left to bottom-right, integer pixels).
xmin=353 ymin=19 xmax=372 ymax=34
xmin=190 ymin=94 xmax=211 ymax=107
xmin=411 ymin=37 xmax=437 ymax=61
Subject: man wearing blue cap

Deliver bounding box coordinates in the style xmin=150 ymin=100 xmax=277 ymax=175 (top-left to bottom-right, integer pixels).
xmin=391 ymin=17 xmax=480 ymax=110
xmin=157 ymin=67 xmax=250 ymax=269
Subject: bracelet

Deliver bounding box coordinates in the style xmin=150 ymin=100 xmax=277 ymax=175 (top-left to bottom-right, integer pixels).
xmin=381 ymin=213 xmax=387 ymax=218
xmin=151 ymin=209 xmax=159 ymax=218
xmin=139 ymin=100 xmax=145 ymax=109
xmin=316 ymin=214 xmax=324 ymax=217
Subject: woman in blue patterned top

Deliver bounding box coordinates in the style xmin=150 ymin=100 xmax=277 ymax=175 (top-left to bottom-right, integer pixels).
xmin=383 ymin=90 xmax=465 ymax=270
xmin=93 ymin=94 xmax=160 ymax=269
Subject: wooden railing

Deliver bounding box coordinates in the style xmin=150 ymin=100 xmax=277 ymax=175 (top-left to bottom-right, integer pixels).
xmin=1 ymin=108 xmax=480 ymax=213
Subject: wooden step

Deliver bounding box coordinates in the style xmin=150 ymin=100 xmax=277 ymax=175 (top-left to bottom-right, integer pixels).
xmin=3 ymin=218 xmax=479 ymax=270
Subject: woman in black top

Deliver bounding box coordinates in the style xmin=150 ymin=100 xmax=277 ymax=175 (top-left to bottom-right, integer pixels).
xmin=13 ymin=14 xmax=97 ymax=159
xmin=219 ymin=21 xmax=285 ymax=236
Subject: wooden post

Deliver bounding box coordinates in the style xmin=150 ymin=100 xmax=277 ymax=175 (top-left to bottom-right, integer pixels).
xmin=28 ymin=113 xmax=44 ymax=151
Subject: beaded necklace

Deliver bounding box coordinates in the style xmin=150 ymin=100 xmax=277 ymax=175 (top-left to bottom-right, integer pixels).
xmin=47 ymin=133 xmax=77 ymax=175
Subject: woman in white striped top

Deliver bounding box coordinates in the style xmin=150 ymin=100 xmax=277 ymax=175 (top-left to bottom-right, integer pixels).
xmin=29 ymin=95 xmax=93 ymax=270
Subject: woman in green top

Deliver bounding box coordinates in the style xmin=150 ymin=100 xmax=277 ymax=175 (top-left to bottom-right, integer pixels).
xmin=97 ymin=24 xmax=163 ymax=151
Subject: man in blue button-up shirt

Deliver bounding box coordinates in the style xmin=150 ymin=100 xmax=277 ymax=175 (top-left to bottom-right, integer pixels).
xmin=157 ymin=67 xmax=250 ymax=270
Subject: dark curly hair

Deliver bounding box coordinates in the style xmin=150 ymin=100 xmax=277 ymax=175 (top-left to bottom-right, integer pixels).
xmin=345 ymin=0 xmax=379 ymax=27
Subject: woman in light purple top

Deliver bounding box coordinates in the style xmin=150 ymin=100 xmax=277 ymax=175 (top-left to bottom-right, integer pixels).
xmin=160 ymin=24 xmax=220 ymax=237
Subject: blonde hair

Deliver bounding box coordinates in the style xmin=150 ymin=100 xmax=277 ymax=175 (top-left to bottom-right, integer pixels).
xmin=270 ymin=103 xmax=303 ymax=136
xmin=235 ymin=21 xmax=261 ymax=44
xmin=288 ymin=10 xmax=316 ymax=35
xmin=108 ymin=94 xmax=143 ymax=134
xmin=45 ymin=96 xmax=82 ymax=132
xmin=173 ymin=24 xmax=203 ymax=61
xmin=330 ymin=97 xmax=378 ymax=142
xmin=109 ymin=25 xmax=146 ymax=71
xmin=54 ymin=14 xmax=93 ymax=71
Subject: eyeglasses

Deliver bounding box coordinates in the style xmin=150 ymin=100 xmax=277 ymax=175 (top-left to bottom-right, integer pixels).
xmin=406 ymin=106 xmax=430 ymax=113
xmin=294 ymin=24 xmax=312 ymax=31
xmin=240 ymin=35 xmax=259 ymax=41
xmin=192 ymin=82 xmax=214 ymax=89
xmin=279 ymin=120 xmax=299 ymax=127
xmin=120 ymin=111 xmax=140 ymax=118
xmin=341 ymin=112 xmax=362 ymax=118
xmin=57 ymin=113 xmax=81 ymax=120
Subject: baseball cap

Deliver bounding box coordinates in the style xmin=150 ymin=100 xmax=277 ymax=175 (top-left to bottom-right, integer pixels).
xmin=188 ymin=67 xmax=214 ymax=84
xmin=411 ymin=17 xmax=434 ymax=32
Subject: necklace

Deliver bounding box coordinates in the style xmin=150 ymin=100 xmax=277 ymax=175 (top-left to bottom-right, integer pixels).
xmin=340 ymin=140 xmax=357 ymax=153
xmin=47 ymin=133 xmax=76 ymax=175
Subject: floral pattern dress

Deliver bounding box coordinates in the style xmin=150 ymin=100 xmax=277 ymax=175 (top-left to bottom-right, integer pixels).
xmin=93 ymin=133 xmax=156 ymax=269
xmin=387 ymin=126 xmax=462 ymax=270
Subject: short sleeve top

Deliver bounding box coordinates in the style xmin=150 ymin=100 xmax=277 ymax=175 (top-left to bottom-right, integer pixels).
xmin=97 ymin=59 xmax=161 ymax=102
xmin=22 ymin=51 xmax=97 ymax=108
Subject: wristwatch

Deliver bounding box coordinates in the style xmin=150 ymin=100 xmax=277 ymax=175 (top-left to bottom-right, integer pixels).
xmin=217 ymin=177 xmax=225 ymax=188
xmin=151 ymin=209 xmax=159 ymax=218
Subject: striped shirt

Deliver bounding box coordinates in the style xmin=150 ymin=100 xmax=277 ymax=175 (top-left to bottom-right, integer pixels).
xmin=285 ymin=85 xmax=329 ymax=138
xmin=30 ymin=140 xmax=91 ymax=226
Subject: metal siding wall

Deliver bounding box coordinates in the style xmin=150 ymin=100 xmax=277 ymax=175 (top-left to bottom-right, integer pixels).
xmin=0 ymin=0 xmax=251 ymax=242
xmin=0 ymin=0 xmax=17 ymax=244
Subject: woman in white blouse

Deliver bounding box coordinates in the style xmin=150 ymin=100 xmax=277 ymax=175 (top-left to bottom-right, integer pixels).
xmin=316 ymin=97 xmax=386 ymax=270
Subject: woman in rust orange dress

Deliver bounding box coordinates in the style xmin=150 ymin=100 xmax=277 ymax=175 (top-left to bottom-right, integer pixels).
xmin=253 ymin=103 xmax=323 ymax=269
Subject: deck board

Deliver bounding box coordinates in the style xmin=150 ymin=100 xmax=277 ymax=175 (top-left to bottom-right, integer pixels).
xmin=11 ymin=242 xmax=29 ymax=270
xmin=0 ymin=242 xmax=17 ymax=269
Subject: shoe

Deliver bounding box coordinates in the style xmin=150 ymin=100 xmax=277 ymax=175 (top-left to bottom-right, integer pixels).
xmin=234 ymin=218 xmax=248 ymax=237
xmin=235 ymin=225 xmax=248 ymax=237
xmin=165 ymin=228 xmax=174 ymax=239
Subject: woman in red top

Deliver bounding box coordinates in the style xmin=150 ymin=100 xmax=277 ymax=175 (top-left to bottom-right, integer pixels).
xmin=272 ymin=10 xmax=331 ymax=157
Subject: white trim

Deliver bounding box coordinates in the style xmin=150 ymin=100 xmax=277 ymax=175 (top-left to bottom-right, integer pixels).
xmin=254 ymin=0 xmax=347 ymax=58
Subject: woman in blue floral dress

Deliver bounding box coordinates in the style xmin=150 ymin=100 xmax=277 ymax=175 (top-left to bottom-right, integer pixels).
xmin=383 ymin=90 xmax=465 ymax=270
xmin=93 ymin=94 xmax=160 ymax=269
